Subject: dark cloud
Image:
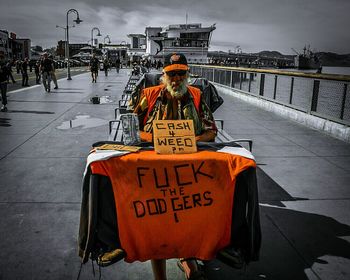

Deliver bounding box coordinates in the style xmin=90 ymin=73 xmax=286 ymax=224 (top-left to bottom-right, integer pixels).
xmin=1 ymin=0 xmax=349 ymax=54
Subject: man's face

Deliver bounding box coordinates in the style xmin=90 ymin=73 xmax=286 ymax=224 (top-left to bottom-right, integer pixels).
xmin=163 ymin=70 xmax=188 ymax=92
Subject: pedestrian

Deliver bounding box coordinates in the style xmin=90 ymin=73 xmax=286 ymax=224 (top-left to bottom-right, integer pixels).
xmin=21 ymin=57 xmax=29 ymax=86
xmin=40 ymin=53 xmax=54 ymax=92
xmin=29 ymin=60 xmax=33 ymax=72
xmin=115 ymin=57 xmax=120 ymax=73
xmin=90 ymin=53 xmax=99 ymax=83
xmin=16 ymin=59 xmax=21 ymax=74
xmin=34 ymin=60 xmax=41 ymax=84
xmin=103 ymin=58 xmax=109 ymax=76
xmin=49 ymin=56 xmax=58 ymax=89
xmin=0 ymin=54 xmax=10 ymax=112
xmin=6 ymin=61 xmax=16 ymax=83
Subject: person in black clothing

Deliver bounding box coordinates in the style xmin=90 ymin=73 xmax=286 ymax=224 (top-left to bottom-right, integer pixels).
xmin=21 ymin=58 xmax=29 ymax=86
xmin=103 ymin=58 xmax=109 ymax=76
xmin=115 ymin=57 xmax=121 ymax=73
xmin=40 ymin=53 xmax=54 ymax=92
xmin=0 ymin=54 xmax=10 ymax=112
xmin=34 ymin=60 xmax=41 ymax=84
xmin=6 ymin=61 xmax=16 ymax=83
xmin=90 ymin=53 xmax=99 ymax=83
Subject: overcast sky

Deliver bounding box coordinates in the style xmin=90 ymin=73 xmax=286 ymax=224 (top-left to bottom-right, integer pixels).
xmin=1 ymin=0 xmax=349 ymax=55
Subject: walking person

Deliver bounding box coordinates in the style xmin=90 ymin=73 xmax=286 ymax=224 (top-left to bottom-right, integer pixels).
xmin=16 ymin=59 xmax=21 ymax=74
xmin=103 ymin=58 xmax=109 ymax=76
xmin=21 ymin=57 xmax=29 ymax=86
xmin=0 ymin=54 xmax=10 ymax=112
xmin=90 ymin=53 xmax=99 ymax=83
xmin=6 ymin=61 xmax=16 ymax=83
xmin=115 ymin=57 xmax=120 ymax=73
xmin=34 ymin=60 xmax=41 ymax=84
xmin=49 ymin=56 xmax=58 ymax=89
xmin=40 ymin=53 xmax=54 ymax=92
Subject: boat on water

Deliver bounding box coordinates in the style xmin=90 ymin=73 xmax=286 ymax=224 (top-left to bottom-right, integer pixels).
xmin=294 ymin=45 xmax=321 ymax=70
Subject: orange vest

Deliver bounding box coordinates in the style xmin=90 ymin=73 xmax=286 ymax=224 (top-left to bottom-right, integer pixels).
xmin=143 ymin=85 xmax=201 ymax=125
xmin=90 ymin=150 xmax=256 ymax=262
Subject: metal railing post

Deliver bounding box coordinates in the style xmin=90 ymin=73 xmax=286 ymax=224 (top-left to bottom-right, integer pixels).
xmin=273 ymin=75 xmax=278 ymax=99
xmin=340 ymin=83 xmax=348 ymax=120
xmin=259 ymin=74 xmax=265 ymax=96
xmin=311 ymin=80 xmax=320 ymax=112
xmin=248 ymin=73 xmax=252 ymax=92
xmin=230 ymin=70 xmax=233 ymax=88
xmin=239 ymin=72 xmax=243 ymax=90
xmin=289 ymin=77 xmax=294 ymax=104
xmin=212 ymin=68 xmax=215 ymax=82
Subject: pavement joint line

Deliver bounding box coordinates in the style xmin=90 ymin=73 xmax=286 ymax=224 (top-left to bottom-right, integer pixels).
xmin=0 ymin=201 xmax=80 ymax=204
xmin=265 ymin=213 xmax=323 ymax=280
xmin=9 ymin=100 xmax=86 ymax=104
xmin=7 ymin=156 xmax=87 ymax=158
xmin=260 ymin=198 xmax=350 ymax=203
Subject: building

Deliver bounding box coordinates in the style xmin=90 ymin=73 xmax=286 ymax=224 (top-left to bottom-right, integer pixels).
xmin=56 ymin=40 xmax=89 ymax=58
xmin=144 ymin=23 xmax=216 ymax=63
xmin=0 ymin=30 xmax=10 ymax=58
xmin=98 ymin=43 xmax=130 ymax=66
xmin=0 ymin=30 xmax=31 ymax=61
xmin=126 ymin=34 xmax=146 ymax=62
xmin=126 ymin=23 xmax=216 ymax=63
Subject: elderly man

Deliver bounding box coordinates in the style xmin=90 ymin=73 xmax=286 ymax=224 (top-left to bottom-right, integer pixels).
xmin=133 ymin=52 xmax=217 ymax=280
xmin=134 ymin=52 xmax=217 ymax=145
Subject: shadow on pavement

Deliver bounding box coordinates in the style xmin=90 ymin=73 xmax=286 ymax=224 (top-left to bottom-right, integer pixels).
xmin=6 ymin=110 xmax=55 ymax=114
xmin=203 ymin=168 xmax=350 ymax=280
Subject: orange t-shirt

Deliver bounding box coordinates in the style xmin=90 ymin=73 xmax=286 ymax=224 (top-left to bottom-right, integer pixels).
xmin=90 ymin=150 xmax=256 ymax=262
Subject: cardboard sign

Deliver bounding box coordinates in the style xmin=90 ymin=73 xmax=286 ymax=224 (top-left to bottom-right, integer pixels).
xmin=153 ymin=120 xmax=197 ymax=154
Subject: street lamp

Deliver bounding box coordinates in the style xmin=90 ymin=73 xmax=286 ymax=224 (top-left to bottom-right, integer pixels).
xmin=104 ymin=35 xmax=111 ymax=45
xmin=56 ymin=25 xmax=74 ymax=60
xmin=66 ymin=8 xmax=82 ymax=80
xmin=91 ymin=27 xmax=102 ymax=56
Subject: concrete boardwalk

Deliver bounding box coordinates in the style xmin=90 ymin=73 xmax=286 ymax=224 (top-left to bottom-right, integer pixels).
xmin=0 ymin=69 xmax=349 ymax=280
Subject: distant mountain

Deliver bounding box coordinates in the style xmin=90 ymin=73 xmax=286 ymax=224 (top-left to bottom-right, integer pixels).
xmin=256 ymin=51 xmax=283 ymax=58
xmin=208 ymin=50 xmax=350 ymax=67
xmin=316 ymin=52 xmax=350 ymax=67
xmin=255 ymin=51 xmax=295 ymax=59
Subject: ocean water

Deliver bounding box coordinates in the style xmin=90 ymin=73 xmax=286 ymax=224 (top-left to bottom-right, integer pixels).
xmin=321 ymin=67 xmax=350 ymax=75
xmin=276 ymin=67 xmax=350 ymax=76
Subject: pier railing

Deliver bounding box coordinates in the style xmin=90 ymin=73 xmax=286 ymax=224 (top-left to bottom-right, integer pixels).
xmin=190 ymin=64 xmax=350 ymax=126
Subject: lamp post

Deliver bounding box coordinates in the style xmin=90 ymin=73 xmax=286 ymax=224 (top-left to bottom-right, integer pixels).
xmin=104 ymin=35 xmax=111 ymax=45
xmin=91 ymin=27 xmax=102 ymax=56
xmin=56 ymin=25 xmax=74 ymax=60
xmin=66 ymin=8 xmax=82 ymax=80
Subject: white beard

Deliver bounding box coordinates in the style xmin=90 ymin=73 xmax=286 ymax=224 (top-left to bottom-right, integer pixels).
xmin=162 ymin=75 xmax=188 ymax=99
